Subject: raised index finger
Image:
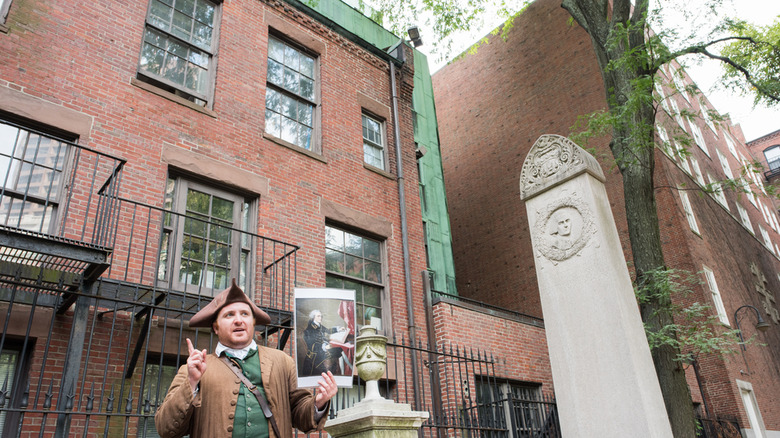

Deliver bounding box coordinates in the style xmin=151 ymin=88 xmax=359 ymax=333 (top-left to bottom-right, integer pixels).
xmin=186 ymin=338 xmax=195 ymax=355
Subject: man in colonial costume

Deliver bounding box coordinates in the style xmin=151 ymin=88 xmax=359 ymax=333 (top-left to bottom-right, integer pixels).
xmin=155 ymin=280 xmax=337 ymax=437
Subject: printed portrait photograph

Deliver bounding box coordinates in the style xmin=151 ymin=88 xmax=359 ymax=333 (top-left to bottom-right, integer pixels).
xmin=294 ymin=288 xmax=356 ymax=388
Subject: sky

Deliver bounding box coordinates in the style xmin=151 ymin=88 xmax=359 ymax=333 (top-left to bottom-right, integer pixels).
xmin=413 ymin=0 xmax=780 ymax=142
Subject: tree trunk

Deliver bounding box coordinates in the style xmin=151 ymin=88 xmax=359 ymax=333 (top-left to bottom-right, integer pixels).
xmin=561 ymin=0 xmax=698 ymax=436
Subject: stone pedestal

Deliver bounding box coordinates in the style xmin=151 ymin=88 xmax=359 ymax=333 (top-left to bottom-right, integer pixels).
xmin=325 ymin=399 xmax=429 ymax=438
xmin=520 ymin=135 xmax=673 ymax=438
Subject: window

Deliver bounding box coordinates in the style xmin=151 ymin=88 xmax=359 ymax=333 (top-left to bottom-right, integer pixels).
xmin=654 ymin=83 xmax=671 ymax=115
xmin=702 ymin=266 xmax=729 ymax=325
xmin=139 ymin=358 xmax=185 ymax=438
xmin=158 ymin=176 xmax=255 ymax=296
xmin=0 ymin=0 xmax=11 ymax=24
xmin=265 ymin=36 xmax=317 ymax=152
xmin=671 ymin=68 xmax=691 ymax=103
xmin=764 ymin=146 xmax=780 ymax=172
xmin=759 ymin=225 xmax=774 ymax=254
xmin=673 ymin=140 xmax=692 ymax=174
xmin=689 ymin=123 xmax=709 ymax=156
xmin=699 ymin=100 xmax=718 ymax=135
xmin=717 ymin=150 xmax=734 ymax=179
xmin=657 ymin=126 xmax=673 ymax=157
xmin=724 ymin=133 xmax=739 ymax=158
xmin=679 ymin=188 xmax=699 ymax=234
xmin=706 ymin=174 xmax=728 ymax=210
xmin=362 ymin=114 xmax=386 ymax=170
xmin=689 ymin=156 xmax=705 ymax=186
xmin=0 ymin=120 xmax=71 ymax=234
xmin=0 ymin=342 xmax=30 ymax=437
xmin=138 ymin=0 xmax=219 ymax=106
xmin=475 ymin=379 xmax=548 ymax=438
xmin=737 ymin=380 xmax=767 ymax=438
xmin=668 ymin=96 xmax=686 ymax=128
xmin=737 ymin=203 xmax=753 ymax=234
xmin=325 ymin=225 xmax=384 ymax=330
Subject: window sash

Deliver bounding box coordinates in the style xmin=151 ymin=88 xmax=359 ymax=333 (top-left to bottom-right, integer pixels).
xmin=160 ymin=178 xmax=253 ymax=297
xmin=325 ymin=226 xmax=384 ymax=329
xmin=265 ymin=37 xmax=318 ymax=152
xmin=703 ymin=267 xmax=729 ymax=326
xmin=0 ymin=121 xmax=71 ymax=234
xmin=362 ymin=115 xmax=385 ymax=169
xmin=139 ymin=0 xmax=217 ymax=103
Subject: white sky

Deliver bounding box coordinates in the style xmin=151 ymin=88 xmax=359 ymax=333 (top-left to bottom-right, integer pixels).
xmin=416 ymin=0 xmax=780 ymax=142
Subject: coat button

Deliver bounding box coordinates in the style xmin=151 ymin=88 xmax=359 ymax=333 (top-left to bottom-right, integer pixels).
xmin=247 ymin=407 xmax=252 ymax=412
xmin=227 ymin=426 xmax=233 ymax=432
xmin=233 ymin=389 xmax=239 ymax=395
xmin=229 ymin=413 xmax=234 ymax=419
xmin=247 ymin=422 xmax=252 ymax=427
xmin=231 ymin=400 xmax=237 ymax=406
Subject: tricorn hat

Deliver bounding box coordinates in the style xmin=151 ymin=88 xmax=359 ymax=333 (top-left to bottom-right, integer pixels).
xmin=188 ymin=279 xmax=271 ymax=328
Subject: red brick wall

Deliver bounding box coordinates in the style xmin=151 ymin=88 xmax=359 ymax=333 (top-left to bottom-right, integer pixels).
xmin=0 ymin=0 xmax=427 ymax=338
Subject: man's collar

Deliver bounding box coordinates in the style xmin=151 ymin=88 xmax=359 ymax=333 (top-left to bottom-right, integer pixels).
xmin=215 ymin=339 xmax=257 ymax=360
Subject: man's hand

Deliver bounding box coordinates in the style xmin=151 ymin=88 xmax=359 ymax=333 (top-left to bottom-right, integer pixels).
xmin=314 ymin=371 xmax=338 ymax=410
xmin=186 ymin=338 xmax=207 ymax=392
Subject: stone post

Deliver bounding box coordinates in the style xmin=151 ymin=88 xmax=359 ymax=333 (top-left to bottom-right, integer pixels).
xmin=519 ymin=135 xmax=673 ymax=437
xmin=325 ymin=327 xmax=429 ymax=438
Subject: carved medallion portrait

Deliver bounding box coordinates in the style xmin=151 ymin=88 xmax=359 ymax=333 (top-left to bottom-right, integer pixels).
xmin=534 ymin=193 xmax=596 ymax=262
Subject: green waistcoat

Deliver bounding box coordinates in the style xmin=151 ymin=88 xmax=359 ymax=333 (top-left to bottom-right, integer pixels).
xmin=226 ymin=348 xmax=270 ymax=438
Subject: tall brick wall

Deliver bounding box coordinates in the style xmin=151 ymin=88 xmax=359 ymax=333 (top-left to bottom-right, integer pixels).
xmin=433 ymin=0 xmax=780 ymax=431
xmin=0 ymin=0 xmax=428 ymax=339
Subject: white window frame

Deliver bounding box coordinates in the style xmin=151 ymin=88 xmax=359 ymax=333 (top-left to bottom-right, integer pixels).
xmin=668 ymin=97 xmax=687 ymax=129
xmin=158 ymin=177 xmax=255 ymax=297
xmin=689 ymin=123 xmax=709 ymax=156
xmin=724 ymin=133 xmax=739 ymax=158
xmin=0 ymin=0 xmax=11 ymax=24
xmin=657 ymin=126 xmax=673 ymax=158
xmin=671 ymin=68 xmax=691 ymax=103
xmin=673 ymin=141 xmax=692 ymax=174
xmin=737 ymin=203 xmax=753 ymax=234
xmin=137 ymin=0 xmax=221 ymax=106
xmin=699 ymin=99 xmax=718 ymax=135
xmin=689 ymin=156 xmax=705 ymax=187
xmin=706 ymin=173 xmax=729 ymax=210
xmin=717 ymin=149 xmax=734 ymax=179
xmin=362 ymin=113 xmax=386 ymax=170
xmin=679 ymin=188 xmax=700 ymax=234
xmin=759 ymin=225 xmax=774 ymax=254
xmin=702 ymin=266 xmax=729 ymax=326
xmin=736 ymin=380 xmax=767 ymax=438
xmin=264 ymin=35 xmax=320 ymax=153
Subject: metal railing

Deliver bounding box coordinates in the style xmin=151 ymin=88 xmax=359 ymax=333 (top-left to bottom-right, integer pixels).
xmin=697 ymin=417 xmax=741 ymax=438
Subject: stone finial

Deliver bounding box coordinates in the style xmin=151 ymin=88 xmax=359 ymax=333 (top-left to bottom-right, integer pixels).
xmin=520 ymin=134 xmax=605 ymax=200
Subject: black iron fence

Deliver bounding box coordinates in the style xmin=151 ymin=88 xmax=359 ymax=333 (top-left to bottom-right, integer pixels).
xmin=697 ymin=417 xmax=742 ymax=438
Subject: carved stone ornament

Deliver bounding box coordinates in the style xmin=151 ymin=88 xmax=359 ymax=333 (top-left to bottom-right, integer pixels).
xmin=520 ymin=135 xmax=605 ymax=200
xmin=534 ymin=193 xmax=597 ymax=262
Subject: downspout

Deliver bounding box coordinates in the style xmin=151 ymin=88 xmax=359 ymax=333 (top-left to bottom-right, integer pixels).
xmin=388 ymin=41 xmax=422 ymax=411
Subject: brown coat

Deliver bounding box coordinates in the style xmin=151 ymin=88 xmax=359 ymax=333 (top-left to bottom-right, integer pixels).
xmin=155 ymin=346 xmax=327 ymax=438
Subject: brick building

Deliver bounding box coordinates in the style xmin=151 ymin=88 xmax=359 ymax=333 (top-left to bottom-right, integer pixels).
xmin=0 ymin=0 xmax=516 ymax=437
xmin=433 ymin=0 xmax=780 ymax=436
xmin=747 ymin=129 xmax=780 ymax=184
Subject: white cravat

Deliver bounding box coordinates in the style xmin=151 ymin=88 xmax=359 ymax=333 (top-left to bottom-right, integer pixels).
xmin=215 ymin=339 xmax=257 ymax=360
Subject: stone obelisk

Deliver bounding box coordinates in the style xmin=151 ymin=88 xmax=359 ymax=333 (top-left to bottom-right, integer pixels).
xmin=520 ymin=134 xmax=673 ymax=437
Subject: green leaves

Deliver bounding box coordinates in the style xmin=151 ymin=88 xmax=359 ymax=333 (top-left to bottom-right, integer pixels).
xmin=635 ymin=268 xmax=744 ymax=362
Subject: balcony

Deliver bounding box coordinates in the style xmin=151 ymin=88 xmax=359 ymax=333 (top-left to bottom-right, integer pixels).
xmin=0 ymin=121 xmax=125 ymax=307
